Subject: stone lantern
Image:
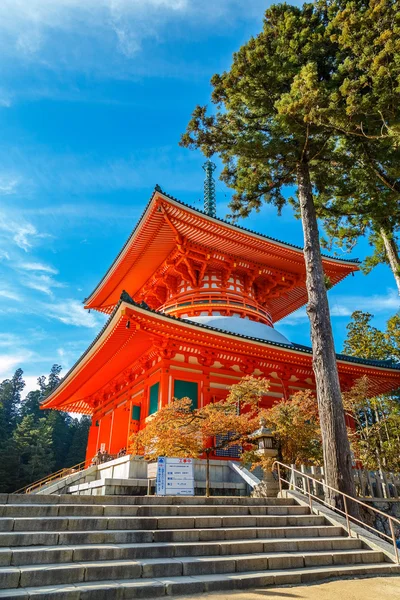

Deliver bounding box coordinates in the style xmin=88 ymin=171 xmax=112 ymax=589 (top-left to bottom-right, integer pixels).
xmin=251 ymin=418 xmax=279 ymax=498
xmin=252 ymin=418 xmax=278 ymax=457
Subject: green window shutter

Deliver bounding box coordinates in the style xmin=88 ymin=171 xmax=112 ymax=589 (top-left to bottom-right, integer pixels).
xmin=132 ymin=405 xmax=141 ymax=421
xmin=173 ymin=380 xmax=198 ymax=410
xmin=149 ymin=383 xmax=159 ymax=415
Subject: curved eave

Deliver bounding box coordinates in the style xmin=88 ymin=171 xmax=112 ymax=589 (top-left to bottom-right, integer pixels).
xmin=84 ymin=187 xmax=359 ymax=322
xmin=42 ymin=300 xmax=400 ymax=415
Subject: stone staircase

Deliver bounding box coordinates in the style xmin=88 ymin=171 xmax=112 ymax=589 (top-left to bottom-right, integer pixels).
xmin=0 ymin=494 xmax=398 ymax=598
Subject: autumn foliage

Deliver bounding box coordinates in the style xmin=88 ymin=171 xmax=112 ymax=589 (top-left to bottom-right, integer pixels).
xmin=130 ymin=376 xmax=270 ymax=461
xmin=129 ymin=376 xmax=270 ymax=494
xmin=243 ymin=389 xmax=322 ymax=473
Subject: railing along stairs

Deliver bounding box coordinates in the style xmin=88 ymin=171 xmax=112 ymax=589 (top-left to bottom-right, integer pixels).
xmin=14 ymin=461 xmax=86 ymax=495
xmin=273 ymin=460 xmax=400 ymax=564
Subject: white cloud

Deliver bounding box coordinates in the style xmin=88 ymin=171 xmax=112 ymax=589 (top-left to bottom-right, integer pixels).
xmin=281 ymin=289 xmax=399 ymax=327
xmin=0 ymin=0 xmax=187 ymax=60
xmin=13 ymin=223 xmax=39 ymax=251
xmin=0 ymin=213 xmax=50 ymax=252
xmin=0 ymin=145 xmax=204 ymax=200
xmin=0 ymin=175 xmax=19 ymax=195
xmin=22 ymin=375 xmax=40 ymax=398
xmin=43 ymin=299 xmax=103 ymax=328
xmin=19 ymin=261 xmax=58 ymax=275
xmin=329 ymin=288 xmax=399 ymax=317
xmin=0 ymin=290 xmax=21 ymax=301
xmin=280 ymin=307 xmax=308 ymax=326
xmin=0 ymin=0 xmax=266 ymax=81
xmin=23 ymin=273 xmax=65 ymax=296
xmin=0 ymin=333 xmax=22 ymax=347
xmin=0 ymin=350 xmax=34 ymax=378
xmin=0 ymin=92 xmax=12 ymax=108
xmin=329 ymin=305 xmax=353 ymax=317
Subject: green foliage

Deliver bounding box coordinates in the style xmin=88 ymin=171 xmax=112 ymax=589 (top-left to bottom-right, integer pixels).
xmin=180 ymin=1 xmax=400 ymax=284
xmin=13 ymin=415 xmax=55 ymax=488
xmin=343 ymin=310 xmax=400 ymax=361
xmin=0 ymin=369 xmax=25 ymax=436
xmin=0 ymin=366 xmax=90 ymax=492
xmin=315 ymin=0 xmax=400 ymax=282
xmin=343 ymin=310 xmax=393 ymax=360
xmin=342 ymin=310 xmax=400 ymax=470
xmin=180 ymin=3 xmax=340 ymax=218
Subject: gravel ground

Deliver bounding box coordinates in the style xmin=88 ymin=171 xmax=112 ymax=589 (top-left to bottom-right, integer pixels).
xmin=170 ymin=575 xmax=400 ymax=600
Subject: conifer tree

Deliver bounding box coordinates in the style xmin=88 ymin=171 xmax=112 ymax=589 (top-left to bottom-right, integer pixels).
xmin=13 ymin=415 xmax=55 ymax=488
xmin=315 ymin=0 xmax=400 ymax=290
xmin=0 ymin=365 xmax=90 ymax=492
xmin=316 ymin=140 xmax=400 ymax=291
xmin=342 ymin=310 xmax=400 ymax=470
xmin=343 ymin=311 xmax=393 ymax=360
xmin=0 ymin=368 xmax=25 ymax=435
xmin=181 ymin=3 xmax=357 ymax=508
xmin=0 ymin=370 xmax=25 ymax=492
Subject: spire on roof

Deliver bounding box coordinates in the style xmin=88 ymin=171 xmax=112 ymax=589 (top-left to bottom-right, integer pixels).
xmin=202 ymin=158 xmax=217 ymax=218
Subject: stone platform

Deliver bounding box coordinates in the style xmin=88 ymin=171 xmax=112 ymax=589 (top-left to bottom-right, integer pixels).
xmin=37 ymin=455 xmax=250 ymax=497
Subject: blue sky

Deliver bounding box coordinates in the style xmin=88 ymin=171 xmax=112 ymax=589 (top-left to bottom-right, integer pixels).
xmin=0 ymin=0 xmax=398 ymax=397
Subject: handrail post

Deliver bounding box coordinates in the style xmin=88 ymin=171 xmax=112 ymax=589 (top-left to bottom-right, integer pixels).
xmin=306 ymin=477 xmax=312 ymax=510
xmin=277 ymin=463 xmax=282 ymax=496
xmin=389 ymin=518 xmax=399 ymax=564
xmin=343 ymin=495 xmax=351 ymax=537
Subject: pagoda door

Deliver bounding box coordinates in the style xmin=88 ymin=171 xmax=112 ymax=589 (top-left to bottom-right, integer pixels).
xmin=97 ymin=412 xmax=112 ymax=454
xmin=110 ymin=403 xmax=130 ymax=455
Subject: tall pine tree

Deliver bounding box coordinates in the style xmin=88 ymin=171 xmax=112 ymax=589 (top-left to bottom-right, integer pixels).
xmin=181 ymin=2 xmax=358 ymax=509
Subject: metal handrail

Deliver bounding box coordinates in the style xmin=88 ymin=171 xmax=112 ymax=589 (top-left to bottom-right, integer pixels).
xmin=272 ymin=460 xmax=400 ymax=564
xmin=14 ymin=461 xmax=86 ymax=494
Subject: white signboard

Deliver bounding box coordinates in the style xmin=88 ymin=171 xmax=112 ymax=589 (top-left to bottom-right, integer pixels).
xmin=147 ymin=462 xmax=158 ymax=479
xmin=156 ymin=457 xmax=194 ymax=496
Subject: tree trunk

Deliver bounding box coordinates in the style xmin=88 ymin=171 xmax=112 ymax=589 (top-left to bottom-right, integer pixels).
xmin=206 ymin=451 xmax=210 ymax=498
xmin=380 ymin=228 xmax=400 ymax=294
xmin=297 ymin=161 xmax=358 ymax=515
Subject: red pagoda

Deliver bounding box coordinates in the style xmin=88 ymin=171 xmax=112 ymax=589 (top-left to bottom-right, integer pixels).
xmin=42 ymin=178 xmax=400 ymax=465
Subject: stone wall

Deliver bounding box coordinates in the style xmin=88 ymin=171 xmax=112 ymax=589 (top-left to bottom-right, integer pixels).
xmin=360 ymin=500 xmax=400 ymax=543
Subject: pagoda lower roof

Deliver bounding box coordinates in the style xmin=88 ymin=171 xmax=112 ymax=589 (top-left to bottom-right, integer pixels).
xmin=42 ymin=296 xmax=400 ymax=415
xmin=84 ymin=187 xmax=359 ymax=322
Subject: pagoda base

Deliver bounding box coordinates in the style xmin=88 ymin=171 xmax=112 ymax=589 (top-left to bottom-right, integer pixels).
xmin=37 ymin=454 xmax=253 ymax=497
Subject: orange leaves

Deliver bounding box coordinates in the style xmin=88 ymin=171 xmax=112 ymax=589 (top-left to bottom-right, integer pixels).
xmin=263 ymin=389 xmax=322 ymax=466
xmin=130 ymin=397 xmax=202 ymax=461
xmin=129 ymin=376 xmax=270 ymax=460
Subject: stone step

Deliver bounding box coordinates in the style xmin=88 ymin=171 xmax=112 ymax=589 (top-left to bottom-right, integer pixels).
xmin=0 ymin=549 xmax=387 ymax=589
xmin=0 ymin=563 xmax=398 ymax=599
xmin=0 ymin=536 xmax=364 ymax=566
xmin=0 ymin=525 xmax=345 ymax=547
xmin=0 ymin=504 xmax=308 ymax=518
xmin=2 ymin=495 xmax=296 ymax=506
xmin=0 ymin=513 xmax=324 ymax=533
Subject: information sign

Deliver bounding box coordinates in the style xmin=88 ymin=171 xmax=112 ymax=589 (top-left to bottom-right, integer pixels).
xmin=155 ymin=457 xmax=194 ymax=496
xmin=155 ymin=457 xmax=166 ymax=496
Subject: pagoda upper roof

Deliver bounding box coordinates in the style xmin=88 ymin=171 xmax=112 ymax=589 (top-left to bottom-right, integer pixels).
xmin=84 ymin=187 xmax=359 ymax=322
xmin=42 ymin=294 xmax=400 ymax=415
